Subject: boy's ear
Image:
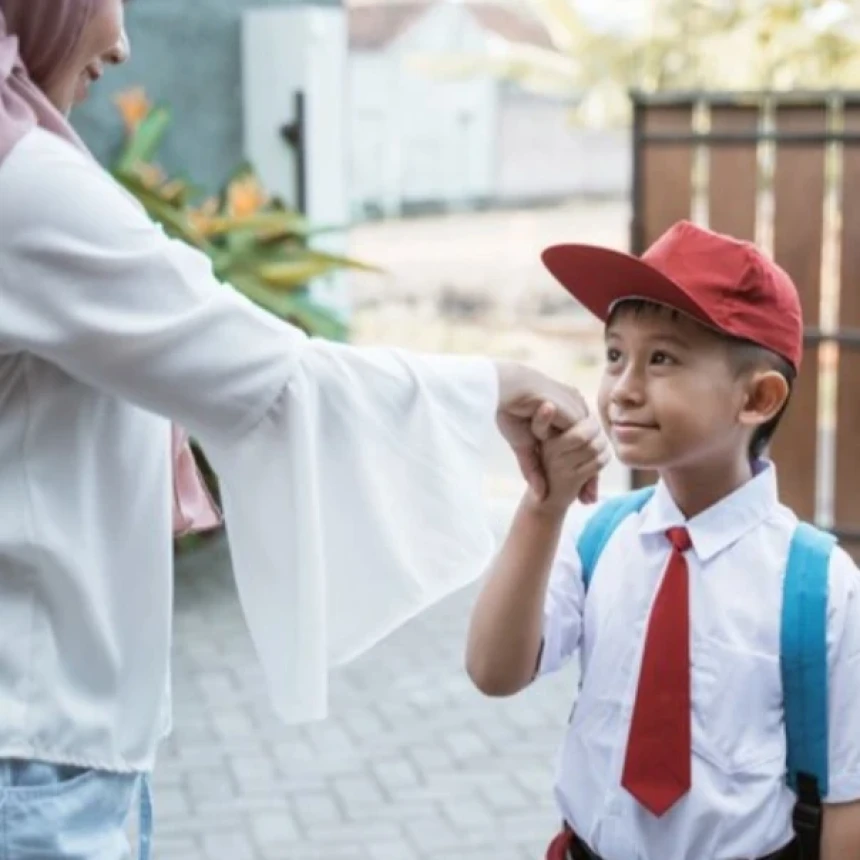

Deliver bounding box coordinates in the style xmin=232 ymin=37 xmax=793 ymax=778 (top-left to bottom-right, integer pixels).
xmin=739 ymin=371 xmax=790 ymax=429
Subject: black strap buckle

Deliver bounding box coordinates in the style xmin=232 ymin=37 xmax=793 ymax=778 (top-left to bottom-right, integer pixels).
xmin=792 ymin=773 xmax=822 ymax=860
xmin=793 ymin=798 xmax=821 ymax=833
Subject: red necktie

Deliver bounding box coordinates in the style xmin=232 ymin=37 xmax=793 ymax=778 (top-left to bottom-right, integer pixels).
xmin=545 ymin=826 xmax=573 ymax=860
xmin=621 ymin=526 xmax=692 ymax=816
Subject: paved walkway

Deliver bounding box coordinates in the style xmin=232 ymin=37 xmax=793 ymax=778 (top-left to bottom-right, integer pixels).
xmin=159 ymin=530 xmax=575 ymax=860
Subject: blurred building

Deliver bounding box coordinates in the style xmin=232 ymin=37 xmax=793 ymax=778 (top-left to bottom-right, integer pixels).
xmin=347 ymin=0 xmax=631 ymax=219
xmin=71 ymin=0 xmax=629 ymax=222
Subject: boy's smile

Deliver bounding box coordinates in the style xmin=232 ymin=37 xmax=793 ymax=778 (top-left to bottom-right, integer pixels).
xmin=610 ymin=421 xmax=660 ymax=442
xmin=598 ymin=302 xmax=749 ymax=473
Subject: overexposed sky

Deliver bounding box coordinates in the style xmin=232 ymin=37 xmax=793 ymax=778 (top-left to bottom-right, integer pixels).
xmin=574 ymin=0 xmax=649 ymax=33
xmin=574 ymin=0 xmax=856 ymax=34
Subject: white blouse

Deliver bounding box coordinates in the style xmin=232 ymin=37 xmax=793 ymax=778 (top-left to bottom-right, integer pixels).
xmin=0 ymin=128 xmax=499 ymax=773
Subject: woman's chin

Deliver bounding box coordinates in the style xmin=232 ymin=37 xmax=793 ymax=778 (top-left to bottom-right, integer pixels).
xmin=73 ymin=76 xmax=92 ymax=107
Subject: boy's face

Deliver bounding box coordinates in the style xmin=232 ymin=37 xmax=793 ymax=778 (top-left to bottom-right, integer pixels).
xmin=597 ymin=303 xmax=750 ymax=471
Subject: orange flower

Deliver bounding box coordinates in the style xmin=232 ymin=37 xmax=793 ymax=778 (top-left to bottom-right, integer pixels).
xmin=114 ymin=87 xmax=151 ymax=133
xmin=188 ymin=197 xmax=220 ymax=236
xmin=132 ymin=162 xmax=166 ymax=189
xmin=159 ymin=179 xmax=187 ymax=205
xmin=226 ymin=174 xmax=268 ymax=218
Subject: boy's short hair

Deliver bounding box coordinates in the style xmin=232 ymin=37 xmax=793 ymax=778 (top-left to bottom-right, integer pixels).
xmin=607 ymin=298 xmax=796 ymax=460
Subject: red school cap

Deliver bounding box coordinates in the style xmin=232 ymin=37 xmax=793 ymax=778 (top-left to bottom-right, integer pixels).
xmin=541 ymin=220 xmax=804 ymax=371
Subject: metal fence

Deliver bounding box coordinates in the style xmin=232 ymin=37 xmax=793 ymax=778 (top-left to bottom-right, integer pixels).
xmin=629 ymin=90 xmax=860 ymax=556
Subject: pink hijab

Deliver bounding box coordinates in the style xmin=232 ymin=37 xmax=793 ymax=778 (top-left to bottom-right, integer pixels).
xmin=0 ymin=0 xmax=221 ymax=536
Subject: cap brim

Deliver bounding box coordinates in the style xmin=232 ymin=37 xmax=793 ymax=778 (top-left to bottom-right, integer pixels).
xmin=541 ymin=243 xmax=716 ymax=327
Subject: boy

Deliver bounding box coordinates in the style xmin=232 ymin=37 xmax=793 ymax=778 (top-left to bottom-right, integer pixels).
xmin=466 ymin=221 xmax=860 ymax=860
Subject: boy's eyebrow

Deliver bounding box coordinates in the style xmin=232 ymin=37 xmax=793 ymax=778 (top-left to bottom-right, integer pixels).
xmin=604 ymin=326 xmax=692 ymax=350
xmin=649 ymin=332 xmax=692 ymax=350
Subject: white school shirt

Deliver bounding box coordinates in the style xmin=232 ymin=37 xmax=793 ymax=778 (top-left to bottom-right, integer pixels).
xmin=0 ymin=128 xmax=499 ymax=773
xmin=538 ymin=461 xmax=860 ymax=860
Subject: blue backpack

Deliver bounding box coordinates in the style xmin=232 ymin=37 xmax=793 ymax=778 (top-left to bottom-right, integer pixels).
xmin=576 ymin=486 xmax=835 ymax=856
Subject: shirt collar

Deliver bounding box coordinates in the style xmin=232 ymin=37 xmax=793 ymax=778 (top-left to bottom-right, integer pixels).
xmin=638 ymin=459 xmax=780 ymax=562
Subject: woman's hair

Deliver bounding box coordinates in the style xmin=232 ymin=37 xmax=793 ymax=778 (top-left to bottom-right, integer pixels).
xmin=1 ymin=0 xmax=97 ymax=86
xmin=0 ymin=0 xmax=97 ymax=162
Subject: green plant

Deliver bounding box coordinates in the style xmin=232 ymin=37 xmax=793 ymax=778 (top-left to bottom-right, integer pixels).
xmin=111 ymin=88 xmax=381 ymax=340
xmin=110 ymin=88 xmax=382 ymax=552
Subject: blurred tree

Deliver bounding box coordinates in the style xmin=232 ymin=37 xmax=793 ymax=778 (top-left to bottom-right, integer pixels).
xmin=410 ymin=0 xmax=860 ymax=125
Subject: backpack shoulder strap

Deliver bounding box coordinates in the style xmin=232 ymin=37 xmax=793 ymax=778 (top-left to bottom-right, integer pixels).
xmin=577 ymin=487 xmax=656 ymax=591
xmin=781 ymin=520 xmax=835 ymax=802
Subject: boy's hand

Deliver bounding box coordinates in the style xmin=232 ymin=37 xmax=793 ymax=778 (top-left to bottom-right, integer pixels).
xmin=526 ymin=403 xmax=610 ymax=515
xmin=494 ymin=360 xmax=596 ymax=501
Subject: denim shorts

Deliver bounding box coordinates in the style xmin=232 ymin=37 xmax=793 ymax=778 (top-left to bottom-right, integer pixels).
xmin=0 ymin=759 xmax=151 ymax=860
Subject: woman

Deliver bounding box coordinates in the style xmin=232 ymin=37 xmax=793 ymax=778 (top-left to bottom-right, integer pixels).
xmin=0 ymin=0 xmax=605 ymax=856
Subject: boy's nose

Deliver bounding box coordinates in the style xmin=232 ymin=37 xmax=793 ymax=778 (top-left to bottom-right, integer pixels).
xmin=610 ymin=370 xmax=646 ymax=407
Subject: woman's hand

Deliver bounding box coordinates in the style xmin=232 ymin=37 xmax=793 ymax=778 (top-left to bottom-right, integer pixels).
xmin=495 ymin=360 xmax=608 ymax=501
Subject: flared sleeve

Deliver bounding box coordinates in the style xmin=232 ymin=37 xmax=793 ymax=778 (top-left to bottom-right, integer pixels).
xmin=0 ymin=129 xmax=500 ymax=723
xmin=202 ymin=343 xmax=498 ymax=721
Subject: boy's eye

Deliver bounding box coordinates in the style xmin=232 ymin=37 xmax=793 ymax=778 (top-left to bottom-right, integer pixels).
xmin=606 ymin=346 xmax=622 ymax=363
xmin=651 ymin=350 xmax=676 ymax=366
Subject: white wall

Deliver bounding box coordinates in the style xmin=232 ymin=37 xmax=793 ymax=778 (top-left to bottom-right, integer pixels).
xmin=349 ymin=53 xmax=401 ymax=216
xmin=243 ymin=7 xmax=352 ymax=315
xmin=348 ymin=3 xmax=499 ymax=217
xmin=495 ymin=92 xmax=631 ymax=201
xmin=347 ymin=7 xmax=631 ymax=218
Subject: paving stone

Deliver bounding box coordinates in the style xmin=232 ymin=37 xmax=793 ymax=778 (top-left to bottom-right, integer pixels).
xmin=249 ymin=811 xmax=301 ymax=846
xmin=366 ymin=838 xmax=421 ymax=860
xmin=371 ymin=759 xmax=422 ymax=794
xmin=293 ymin=792 xmax=344 ymax=829
xmin=199 ymin=828 xmax=260 ymax=860
xmin=153 ymin=785 xmax=193 ymax=822
xmin=152 ymin=835 xmax=203 ymax=860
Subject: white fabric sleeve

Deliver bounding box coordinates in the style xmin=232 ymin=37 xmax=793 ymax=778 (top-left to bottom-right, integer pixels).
xmin=824 ymin=545 xmax=860 ymax=803
xmin=203 ymin=345 xmax=499 ymax=721
xmin=0 ymin=132 xmax=500 ymax=722
xmin=536 ymin=504 xmax=591 ymax=676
